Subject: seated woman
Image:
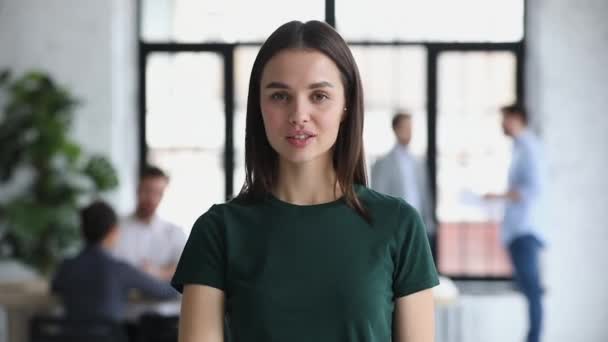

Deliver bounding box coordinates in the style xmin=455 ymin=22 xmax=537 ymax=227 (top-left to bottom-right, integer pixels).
xmin=52 ymin=201 xmax=178 ymax=322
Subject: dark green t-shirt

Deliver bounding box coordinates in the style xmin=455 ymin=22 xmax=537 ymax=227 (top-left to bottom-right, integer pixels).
xmin=172 ymin=186 xmax=439 ymax=341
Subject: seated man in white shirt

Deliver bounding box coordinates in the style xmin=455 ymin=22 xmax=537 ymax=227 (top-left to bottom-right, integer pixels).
xmin=112 ymin=166 xmax=186 ymax=281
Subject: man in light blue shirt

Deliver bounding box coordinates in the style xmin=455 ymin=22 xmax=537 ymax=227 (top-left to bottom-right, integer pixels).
xmin=485 ymin=104 xmax=547 ymax=342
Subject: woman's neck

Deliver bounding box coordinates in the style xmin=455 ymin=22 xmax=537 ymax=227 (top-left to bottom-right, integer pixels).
xmin=274 ymin=158 xmax=342 ymax=205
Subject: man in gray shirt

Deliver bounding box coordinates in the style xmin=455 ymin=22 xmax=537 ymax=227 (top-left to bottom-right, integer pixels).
xmin=371 ymin=112 xmax=436 ymax=255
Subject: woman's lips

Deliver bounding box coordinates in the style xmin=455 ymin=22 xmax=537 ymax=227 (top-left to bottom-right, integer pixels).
xmin=286 ymin=132 xmax=316 ymax=148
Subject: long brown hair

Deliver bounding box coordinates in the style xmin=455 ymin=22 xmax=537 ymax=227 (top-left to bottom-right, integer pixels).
xmin=238 ymin=20 xmax=369 ymax=221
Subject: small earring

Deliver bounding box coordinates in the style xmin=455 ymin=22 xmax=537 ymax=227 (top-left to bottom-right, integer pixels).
xmin=344 ymin=107 xmax=347 ymax=111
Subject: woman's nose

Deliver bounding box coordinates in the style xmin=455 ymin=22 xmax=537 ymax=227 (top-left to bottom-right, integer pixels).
xmin=288 ymin=98 xmax=310 ymax=125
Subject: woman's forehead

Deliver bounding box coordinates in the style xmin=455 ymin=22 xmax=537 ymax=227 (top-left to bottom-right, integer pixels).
xmin=260 ymin=49 xmax=342 ymax=87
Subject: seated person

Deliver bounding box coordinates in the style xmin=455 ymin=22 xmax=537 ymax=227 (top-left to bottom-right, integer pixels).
xmin=52 ymin=201 xmax=178 ymax=322
xmin=112 ymin=166 xmax=186 ymax=281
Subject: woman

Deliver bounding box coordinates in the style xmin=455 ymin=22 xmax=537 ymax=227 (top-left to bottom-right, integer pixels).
xmin=172 ymin=20 xmax=439 ymax=342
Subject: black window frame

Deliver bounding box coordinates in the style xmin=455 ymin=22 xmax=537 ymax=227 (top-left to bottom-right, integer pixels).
xmin=137 ymin=0 xmax=527 ymax=281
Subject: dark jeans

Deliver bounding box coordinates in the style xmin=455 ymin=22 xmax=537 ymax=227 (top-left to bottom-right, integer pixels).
xmin=508 ymin=234 xmax=544 ymax=342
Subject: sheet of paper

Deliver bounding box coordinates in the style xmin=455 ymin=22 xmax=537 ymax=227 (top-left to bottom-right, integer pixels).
xmin=458 ymin=189 xmax=505 ymax=221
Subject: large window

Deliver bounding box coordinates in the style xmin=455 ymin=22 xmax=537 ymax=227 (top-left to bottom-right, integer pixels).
xmin=337 ymin=0 xmax=524 ymax=42
xmin=140 ymin=0 xmax=324 ymax=42
xmin=436 ymin=51 xmax=517 ymax=277
xmin=350 ymin=47 xmax=427 ymax=171
xmin=145 ymin=52 xmax=225 ymax=232
xmin=139 ymin=0 xmax=525 ymax=279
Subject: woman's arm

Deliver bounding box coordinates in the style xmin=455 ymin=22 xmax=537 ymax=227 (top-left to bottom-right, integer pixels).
xmin=179 ymin=284 xmax=225 ymax=342
xmin=394 ymin=288 xmax=435 ymax=342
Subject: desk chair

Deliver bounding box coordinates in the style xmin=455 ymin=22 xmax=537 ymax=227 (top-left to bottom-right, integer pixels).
xmin=136 ymin=313 xmax=179 ymax=342
xmin=30 ymin=315 xmax=128 ymax=342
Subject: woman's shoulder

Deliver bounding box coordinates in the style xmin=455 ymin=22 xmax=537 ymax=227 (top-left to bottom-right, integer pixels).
xmin=191 ymin=196 xmax=265 ymax=229
xmin=357 ymin=186 xmax=421 ymax=225
xmin=357 ymin=186 xmax=411 ymax=210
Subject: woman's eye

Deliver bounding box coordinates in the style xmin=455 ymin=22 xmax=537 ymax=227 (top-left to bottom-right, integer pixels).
xmin=270 ymin=93 xmax=289 ymax=101
xmin=312 ymin=93 xmax=329 ymax=102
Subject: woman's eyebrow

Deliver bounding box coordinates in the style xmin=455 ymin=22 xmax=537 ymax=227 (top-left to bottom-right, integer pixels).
xmin=309 ymin=81 xmax=333 ymax=89
xmin=264 ymin=81 xmax=334 ymax=89
xmin=264 ymin=82 xmax=289 ymax=89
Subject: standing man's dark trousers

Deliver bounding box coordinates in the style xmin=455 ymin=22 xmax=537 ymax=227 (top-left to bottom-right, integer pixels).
xmin=508 ymin=234 xmax=544 ymax=342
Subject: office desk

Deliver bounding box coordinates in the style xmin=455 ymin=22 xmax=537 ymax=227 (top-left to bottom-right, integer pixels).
xmin=0 ymin=280 xmax=57 ymax=342
xmin=0 ymin=280 xmax=180 ymax=342
xmin=1 ymin=279 xmax=460 ymax=342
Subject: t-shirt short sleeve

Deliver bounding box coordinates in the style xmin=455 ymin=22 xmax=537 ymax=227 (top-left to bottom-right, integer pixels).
xmin=392 ymin=201 xmax=439 ymax=298
xmin=171 ymin=205 xmax=226 ymax=293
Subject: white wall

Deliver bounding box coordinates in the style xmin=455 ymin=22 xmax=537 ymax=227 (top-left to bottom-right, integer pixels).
xmin=0 ymin=0 xmax=138 ymax=214
xmin=0 ymin=3 xmax=137 ymax=339
xmin=526 ymin=0 xmax=608 ymax=341
xmin=457 ymin=2 xmax=608 ymax=341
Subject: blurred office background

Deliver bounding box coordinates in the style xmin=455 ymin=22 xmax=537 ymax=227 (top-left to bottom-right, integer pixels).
xmin=1 ymin=0 xmax=607 ymax=341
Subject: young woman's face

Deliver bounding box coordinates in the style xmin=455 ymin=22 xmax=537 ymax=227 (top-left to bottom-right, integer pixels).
xmin=260 ymin=49 xmax=346 ymax=166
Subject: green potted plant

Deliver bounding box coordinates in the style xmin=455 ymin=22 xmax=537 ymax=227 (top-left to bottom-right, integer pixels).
xmin=0 ymin=70 xmax=119 ymax=275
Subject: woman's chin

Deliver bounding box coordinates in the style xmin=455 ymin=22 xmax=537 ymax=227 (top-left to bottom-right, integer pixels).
xmin=278 ymin=151 xmax=332 ymax=167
